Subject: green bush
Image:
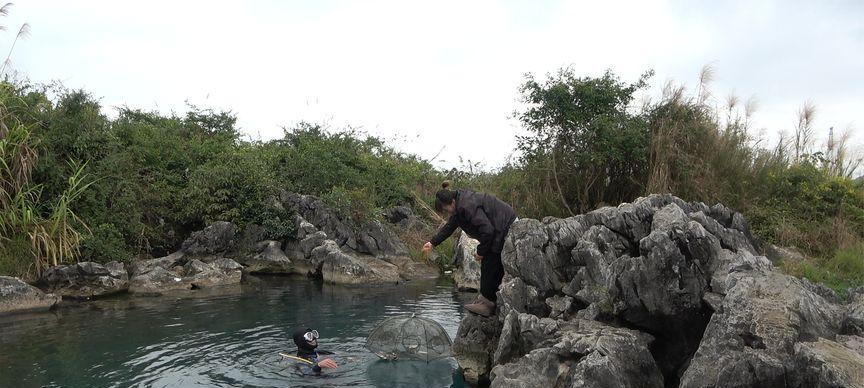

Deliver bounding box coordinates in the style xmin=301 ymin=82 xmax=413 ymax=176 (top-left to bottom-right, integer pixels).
xmin=80 ymin=223 xmax=129 ymax=263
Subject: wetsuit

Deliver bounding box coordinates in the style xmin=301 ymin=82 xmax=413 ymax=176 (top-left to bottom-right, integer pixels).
xmin=292 ymin=328 xmax=323 ymax=374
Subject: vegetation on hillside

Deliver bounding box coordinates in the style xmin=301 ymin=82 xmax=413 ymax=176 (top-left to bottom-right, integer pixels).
xmin=0 ymin=65 xmax=861 ymax=294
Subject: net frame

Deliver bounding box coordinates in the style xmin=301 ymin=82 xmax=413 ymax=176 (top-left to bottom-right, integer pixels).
xmin=365 ymin=314 xmax=453 ymax=363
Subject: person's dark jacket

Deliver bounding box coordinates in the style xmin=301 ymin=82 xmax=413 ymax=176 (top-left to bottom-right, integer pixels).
xmin=430 ymin=189 xmax=517 ymax=257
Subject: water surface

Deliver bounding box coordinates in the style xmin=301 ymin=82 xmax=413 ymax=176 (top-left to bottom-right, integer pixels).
xmin=0 ymin=276 xmax=471 ymax=388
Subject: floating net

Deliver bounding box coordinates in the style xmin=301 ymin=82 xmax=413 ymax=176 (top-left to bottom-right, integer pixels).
xmin=365 ymin=314 xmax=452 ymax=362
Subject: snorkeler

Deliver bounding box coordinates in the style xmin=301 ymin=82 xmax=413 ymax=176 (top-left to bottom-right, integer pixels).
xmin=288 ymin=327 xmax=339 ymax=374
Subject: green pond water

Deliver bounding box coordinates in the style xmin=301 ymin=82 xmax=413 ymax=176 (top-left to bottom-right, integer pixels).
xmin=0 ymin=276 xmax=471 ymax=388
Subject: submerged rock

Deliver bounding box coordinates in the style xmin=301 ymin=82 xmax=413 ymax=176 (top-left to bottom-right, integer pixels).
xmin=0 ymin=276 xmax=60 ymax=314
xmin=39 ymin=261 xmax=129 ymax=298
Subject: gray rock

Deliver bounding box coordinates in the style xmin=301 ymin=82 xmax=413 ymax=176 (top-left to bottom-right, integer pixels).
xmin=651 ymin=203 xmax=688 ymax=232
xmin=680 ymin=266 xmax=846 ymax=387
xmin=312 ymin=241 xmax=400 ymax=285
xmin=357 ymin=219 xmax=411 ymax=258
xmin=545 ymin=294 xmax=573 ymax=319
xmin=129 ymin=252 xmax=185 ymax=276
xmin=792 ymin=338 xmax=864 ymax=388
xmin=0 ymin=276 xmax=60 ymax=314
xmin=39 ymin=261 xmax=129 ymax=298
xmin=180 ymin=221 xmax=239 ymax=255
xmin=454 ymin=231 xmax=481 ymax=291
xmin=452 ymin=313 xmax=502 ymax=385
xmin=490 ymin=316 xmax=663 ymax=388
xmin=128 ymin=256 xmax=242 ymax=294
xmin=281 ymin=192 xmax=360 ymax=251
xmin=237 ymin=240 xmax=293 ymax=274
xmin=845 ymin=288 xmax=864 ymax=336
xmin=128 ymin=266 xmax=189 ymax=293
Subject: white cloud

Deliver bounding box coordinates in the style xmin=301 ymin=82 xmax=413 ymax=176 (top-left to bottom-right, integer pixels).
xmin=5 ymin=0 xmax=862 ymax=168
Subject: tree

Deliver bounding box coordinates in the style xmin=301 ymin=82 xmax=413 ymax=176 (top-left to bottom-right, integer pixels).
xmin=515 ymin=68 xmax=652 ymax=213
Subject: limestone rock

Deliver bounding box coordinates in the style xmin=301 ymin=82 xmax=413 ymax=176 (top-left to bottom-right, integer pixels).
xmin=0 ymin=276 xmax=60 ymax=314
xmin=454 ymin=231 xmax=481 ymax=291
xmin=39 ymin=261 xmax=129 ymax=298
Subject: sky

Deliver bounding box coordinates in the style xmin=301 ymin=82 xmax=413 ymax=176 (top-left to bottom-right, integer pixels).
xmin=4 ymin=0 xmax=863 ymax=169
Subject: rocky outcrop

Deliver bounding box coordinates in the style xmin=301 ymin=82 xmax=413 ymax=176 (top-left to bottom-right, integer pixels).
xmin=38 ymin=261 xmax=128 ymax=298
xmin=128 ymin=253 xmax=242 ymax=294
xmin=452 ymin=314 xmax=502 ymax=385
xmin=0 ymin=276 xmax=60 ymax=314
xmin=177 ymin=221 xmax=294 ymax=274
xmin=454 ymin=232 xmax=481 ymax=291
xmin=240 ymin=240 xmax=293 ymax=274
xmin=680 ymin=261 xmax=860 ymax=388
xmin=312 ymin=240 xmax=400 ymax=285
xmin=451 ymin=194 xmax=864 ymax=388
xmin=180 ymin=221 xmax=239 ymax=256
xmin=280 ymin=193 xmax=420 ymax=262
xmin=287 ymin=211 xmax=435 ymax=284
xmin=490 ymin=313 xmax=663 ymax=388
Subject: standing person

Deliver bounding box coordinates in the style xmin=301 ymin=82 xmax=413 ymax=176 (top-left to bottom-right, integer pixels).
xmin=422 ymin=181 xmax=517 ymax=317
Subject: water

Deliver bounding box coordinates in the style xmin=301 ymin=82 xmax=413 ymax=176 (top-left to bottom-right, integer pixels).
xmin=0 ymin=276 xmax=472 ymax=388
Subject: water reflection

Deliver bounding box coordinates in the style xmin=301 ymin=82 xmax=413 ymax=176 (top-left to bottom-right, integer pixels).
xmin=0 ymin=276 xmax=469 ymax=387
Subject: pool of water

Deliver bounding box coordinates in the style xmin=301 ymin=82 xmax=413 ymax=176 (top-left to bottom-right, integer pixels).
xmin=0 ymin=276 xmax=472 ymax=388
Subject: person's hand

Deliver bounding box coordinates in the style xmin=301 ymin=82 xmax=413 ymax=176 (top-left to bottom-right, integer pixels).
xmin=318 ymin=358 xmax=338 ymax=369
xmin=474 ymin=253 xmax=483 ymax=262
xmin=422 ymin=242 xmax=433 ymax=255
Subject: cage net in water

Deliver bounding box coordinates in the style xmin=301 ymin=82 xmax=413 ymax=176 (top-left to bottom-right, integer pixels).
xmin=365 ymin=314 xmax=452 ymax=362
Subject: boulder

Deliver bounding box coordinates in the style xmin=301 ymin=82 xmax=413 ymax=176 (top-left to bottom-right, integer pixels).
xmin=454 ymin=232 xmax=481 ymax=291
xmin=490 ymin=314 xmax=663 ymax=388
xmin=452 ymin=313 xmax=502 ymax=385
xmin=128 ymin=254 xmax=242 ymax=294
xmin=180 ymin=221 xmax=239 ymax=256
xmin=792 ymin=338 xmax=864 ymax=388
xmin=679 ymin=259 xmax=848 ymax=387
xmin=238 ymin=240 xmax=293 ymax=274
xmin=312 ymin=241 xmax=400 ymax=285
xmin=845 ymin=288 xmax=864 ymax=336
xmin=39 ymin=261 xmax=129 ymax=298
xmin=0 ymin=276 xmax=60 ymax=314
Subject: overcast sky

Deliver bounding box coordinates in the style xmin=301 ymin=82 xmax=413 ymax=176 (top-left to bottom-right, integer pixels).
xmin=4 ymin=0 xmax=862 ymax=168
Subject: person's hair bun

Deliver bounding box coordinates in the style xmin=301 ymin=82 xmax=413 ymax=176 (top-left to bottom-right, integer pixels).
xmin=441 ymin=181 xmax=452 ymax=190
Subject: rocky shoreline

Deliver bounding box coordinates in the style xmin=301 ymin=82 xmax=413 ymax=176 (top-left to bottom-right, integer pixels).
xmin=451 ymin=194 xmax=864 ymax=388
xmin=3 ymin=193 xmax=862 ymax=387
xmin=0 ymin=193 xmax=446 ymax=314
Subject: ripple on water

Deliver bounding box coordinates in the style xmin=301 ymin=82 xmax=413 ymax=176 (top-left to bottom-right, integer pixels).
xmin=0 ymin=277 xmax=469 ymax=388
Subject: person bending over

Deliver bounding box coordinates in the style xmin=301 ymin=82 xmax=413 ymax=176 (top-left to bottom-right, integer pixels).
xmin=422 ymin=181 xmax=517 ymax=317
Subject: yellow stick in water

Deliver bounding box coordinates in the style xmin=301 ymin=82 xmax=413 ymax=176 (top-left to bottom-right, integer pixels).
xmin=279 ymin=353 xmax=315 ymax=365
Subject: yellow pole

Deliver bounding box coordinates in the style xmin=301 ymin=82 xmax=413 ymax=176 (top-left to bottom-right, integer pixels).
xmin=279 ymin=353 xmax=315 ymax=365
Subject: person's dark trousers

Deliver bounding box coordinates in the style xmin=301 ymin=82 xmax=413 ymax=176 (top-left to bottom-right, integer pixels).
xmin=480 ymin=250 xmax=505 ymax=302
